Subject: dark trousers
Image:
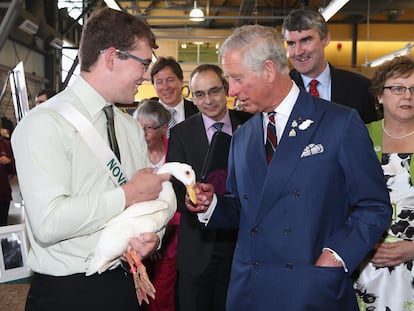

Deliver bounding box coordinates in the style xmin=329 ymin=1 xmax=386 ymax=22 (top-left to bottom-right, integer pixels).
xmin=177 ymin=242 xmax=234 ymax=311
xmin=0 ymin=201 xmax=10 ymax=226
xmin=25 ymin=267 xmax=140 ymax=311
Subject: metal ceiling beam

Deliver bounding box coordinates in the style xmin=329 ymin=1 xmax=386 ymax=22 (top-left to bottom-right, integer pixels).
xmin=0 ymin=0 xmax=23 ymax=51
xmin=138 ymin=14 xmax=286 ymax=20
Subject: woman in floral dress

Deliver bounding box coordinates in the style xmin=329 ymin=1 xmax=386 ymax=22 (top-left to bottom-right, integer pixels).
xmin=355 ymin=56 xmax=414 ymax=310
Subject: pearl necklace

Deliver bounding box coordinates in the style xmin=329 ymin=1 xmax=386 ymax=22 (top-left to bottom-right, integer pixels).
xmin=382 ymin=119 xmax=414 ymax=139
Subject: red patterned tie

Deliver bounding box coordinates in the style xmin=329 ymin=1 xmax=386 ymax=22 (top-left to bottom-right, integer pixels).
xmin=308 ymin=79 xmax=320 ymax=97
xmin=266 ymin=112 xmax=277 ymax=164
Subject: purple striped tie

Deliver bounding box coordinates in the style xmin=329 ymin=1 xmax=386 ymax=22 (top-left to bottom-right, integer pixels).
xmin=266 ymin=112 xmax=277 ymax=164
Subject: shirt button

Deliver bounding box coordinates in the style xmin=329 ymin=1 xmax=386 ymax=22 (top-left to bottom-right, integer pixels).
xmin=242 ymin=194 xmax=248 ymax=200
xmin=251 ymin=227 xmax=258 ymax=235
xmin=283 ymin=227 xmax=290 ymax=234
xmin=286 ymin=263 xmax=293 ymax=269
xmin=251 ymin=262 xmax=259 ymax=268
xmin=292 ymin=190 xmax=300 ymax=197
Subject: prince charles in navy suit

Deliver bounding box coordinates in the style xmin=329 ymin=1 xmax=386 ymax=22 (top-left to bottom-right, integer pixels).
xmin=188 ymin=25 xmax=392 ymax=311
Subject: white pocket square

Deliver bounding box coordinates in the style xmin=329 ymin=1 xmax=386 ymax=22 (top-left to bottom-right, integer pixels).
xmin=301 ymin=143 xmax=324 ymax=158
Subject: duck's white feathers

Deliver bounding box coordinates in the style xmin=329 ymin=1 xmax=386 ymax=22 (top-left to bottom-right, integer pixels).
xmin=85 ymin=162 xmax=195 ymax=276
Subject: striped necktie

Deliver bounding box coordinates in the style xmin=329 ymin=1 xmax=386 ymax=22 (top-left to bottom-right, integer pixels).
xmin=265 ymin=112 xmax=277 ymax=164
xmin=103 ymin=105 xmax=121 ymax=162
xmin=308 ymin=79 xmax=320 ymax=97
xmin=166 ymin=108 xmax=177 ymax=138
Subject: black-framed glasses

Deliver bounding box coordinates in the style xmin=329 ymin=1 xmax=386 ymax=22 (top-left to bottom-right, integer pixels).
xmin=193 ymin=86 xmax=224 ymax=100
xmin=383 ymin=85 xmax=414 ymax=95
xmin=142 ymin=124 xmax=163 ymax=132
xmin=115 ymin=49 xmax=151 ymax=72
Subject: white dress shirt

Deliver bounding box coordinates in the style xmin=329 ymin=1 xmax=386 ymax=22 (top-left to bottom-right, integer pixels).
xmin=159 ymin=98 xmax=185 ymax=124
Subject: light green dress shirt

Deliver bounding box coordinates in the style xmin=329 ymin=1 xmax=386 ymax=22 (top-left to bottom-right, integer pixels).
xmin=11 ymin=77 xmax=150 ymax=276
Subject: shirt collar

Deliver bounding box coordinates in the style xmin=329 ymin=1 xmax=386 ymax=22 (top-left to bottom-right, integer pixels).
xmin=262 ymin=83 xmax=299 ymax=144
xmin=301 ymin=62 xmax=330 ymax=89
xmin=74 ymin=76 xmax=112 ymax=118
xmin=160 ymin=98 xmax=185 ymax=122
xmin=263 ymin=82 xmax=299 ymax=120
xmin=202 ymin=109 xmax=231 ymax=133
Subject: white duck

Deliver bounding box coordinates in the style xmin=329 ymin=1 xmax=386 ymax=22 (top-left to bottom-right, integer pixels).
xmin=85 ymin=162 xmax=196 ymax=304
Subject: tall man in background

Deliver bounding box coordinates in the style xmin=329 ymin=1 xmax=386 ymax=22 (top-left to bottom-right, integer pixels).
xmin=282 ymin=7 xmax=378 ymax=123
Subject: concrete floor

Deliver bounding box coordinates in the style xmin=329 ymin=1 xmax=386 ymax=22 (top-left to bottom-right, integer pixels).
xmin=0 ymin=283 xmax=30 ymax=311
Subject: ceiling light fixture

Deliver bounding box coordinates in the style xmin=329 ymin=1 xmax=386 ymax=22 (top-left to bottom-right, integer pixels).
xmin=18 ymin=19 xmax=39 ymax=35
xmin=50 ymin=37 xmax=63 ymax=49
xmin=362 ymin=43 xmax=414 ymax=67
xmin=189 ymin=1 xmax=205 ymax=22
xmin=319 ymin=0 xmax=350 ymax=21
xmin=104 ymin=0 xmax=122 ymax=11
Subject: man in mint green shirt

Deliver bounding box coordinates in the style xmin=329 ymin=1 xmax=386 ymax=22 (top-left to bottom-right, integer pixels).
xmin=11 ymin=8 xmax=168 ymax=311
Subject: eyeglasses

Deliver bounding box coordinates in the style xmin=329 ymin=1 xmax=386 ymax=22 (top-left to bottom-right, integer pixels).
xmin=383 ymin=85 xmax=414 ymax=95
xmin=115 ymin=49 xmax=151 ymax=72
xmin=193 ymin=86 xmax=225 ymax=100
xmin=142 ymin=124 xmax=163 ymax=132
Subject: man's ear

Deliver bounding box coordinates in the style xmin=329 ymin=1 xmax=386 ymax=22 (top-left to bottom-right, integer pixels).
xmin=322 ymin=32 xmax=331 ymax=48
xmin=101 ymin=48 xmax=117 ymax=70
xmin=262 ymin=60 xmax=279 ymax=84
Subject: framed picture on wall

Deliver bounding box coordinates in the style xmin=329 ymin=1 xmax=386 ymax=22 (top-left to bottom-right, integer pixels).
xmin=0 ymin=224 xmax=32 ymax=283
xmin=9 ymin=61 xmax=30 ymax=123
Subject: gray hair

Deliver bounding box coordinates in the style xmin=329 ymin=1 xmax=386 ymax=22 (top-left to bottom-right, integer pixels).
xmin=282 ymin=8 xmax=328 ymax=40
xmin=133 ymin=99 xmax=171 ymax=126
xmin=219 ymin=24 xmax=288 ymax=74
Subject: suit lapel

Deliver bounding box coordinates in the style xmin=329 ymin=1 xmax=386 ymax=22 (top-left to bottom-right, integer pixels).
xmin=237 ymin=115 xmax=268 ymax=190
xmin=189 ymin=114 xmax=209 ymax=175
xmin=229 ymin=110 xmax=241 ymax=131
xmin=184 ymin=99 xmax=199 ymax=119
xmin=255 ymin=91 xmax=326 ymax=224
xmin=289 ymin=70 xmax=305 ymax=89
xmin=329 ymin=64 xmax=340 ymax=103
xmin=329 ymin=63 xmax=347 ymax=104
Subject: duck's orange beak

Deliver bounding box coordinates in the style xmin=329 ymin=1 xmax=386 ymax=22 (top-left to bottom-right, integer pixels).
xmin=186 ymin=183 xmax=197 ymax=205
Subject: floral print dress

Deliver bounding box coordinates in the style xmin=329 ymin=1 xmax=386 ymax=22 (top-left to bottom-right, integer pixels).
xmin=355 ymin=153 xmax=414 ymax=311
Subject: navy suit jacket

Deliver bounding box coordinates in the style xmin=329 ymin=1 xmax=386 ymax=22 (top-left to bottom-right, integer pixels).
xmin=290 ymin=64 xmax=378 ymax=124
xmin=167 ymin=110 xmax=252 ymax=275
xmin=209 ymin=90 xmax=392 ymax=310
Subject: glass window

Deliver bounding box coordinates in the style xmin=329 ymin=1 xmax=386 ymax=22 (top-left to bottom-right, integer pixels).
xmin=178 ymin=41 xmax=220 ymax=63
